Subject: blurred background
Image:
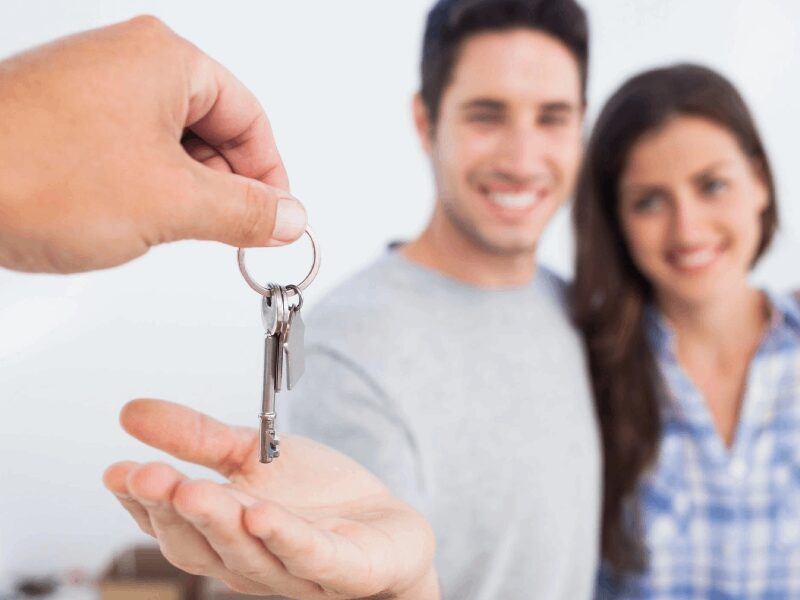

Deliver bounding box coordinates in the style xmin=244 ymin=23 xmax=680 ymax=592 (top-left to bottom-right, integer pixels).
xmin=1 ymin=0 xmax=800 ymax=594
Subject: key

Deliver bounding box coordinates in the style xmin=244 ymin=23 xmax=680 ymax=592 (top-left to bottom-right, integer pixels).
xmin=283 ymin=285 xmax=306 ymax=390
xmin=259 ymin=335 xmax=280 ymax=463
xmin=274 ymin=286 xmax=288 ymax=392
xmin=238 ymin=226 xmax=321 ymax=464
xmin=259 ymin=284 xmax=286 ymax=463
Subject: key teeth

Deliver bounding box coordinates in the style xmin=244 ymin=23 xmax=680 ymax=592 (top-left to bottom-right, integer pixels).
xmin=270 ymin=433 xmax=281 ymax=459
xmin=259 ymin=415 xmax=280 ymax=464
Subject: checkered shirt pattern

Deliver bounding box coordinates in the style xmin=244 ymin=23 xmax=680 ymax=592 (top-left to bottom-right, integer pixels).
xmin=597 ymin=291 xmax=800 ymax=599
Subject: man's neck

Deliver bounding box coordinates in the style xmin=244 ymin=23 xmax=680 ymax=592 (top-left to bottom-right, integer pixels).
xmin=400 ymin=210 xmax=537 ymax=288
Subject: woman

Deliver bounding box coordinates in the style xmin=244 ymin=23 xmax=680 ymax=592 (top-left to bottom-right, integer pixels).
xmin=574 ymin=63 xmax=799 ymax=597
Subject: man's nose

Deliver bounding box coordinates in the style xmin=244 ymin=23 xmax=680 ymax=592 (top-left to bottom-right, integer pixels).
xmin=497 ymin=125 xmax=546 ymax=181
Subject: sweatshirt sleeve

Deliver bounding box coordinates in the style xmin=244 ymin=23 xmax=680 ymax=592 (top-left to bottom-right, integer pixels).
xmin=282 ymin=345 xmax=428 ymax=512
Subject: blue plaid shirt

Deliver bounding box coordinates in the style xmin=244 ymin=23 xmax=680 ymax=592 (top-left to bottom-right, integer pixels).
xmin=598 ymin=291 xmax=800 ymax=599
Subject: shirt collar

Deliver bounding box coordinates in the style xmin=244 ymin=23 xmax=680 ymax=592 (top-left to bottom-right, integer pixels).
xmin=646 ymin=290 xmax=800 ymax=356
xmin=764 ymin=289 xmax=800 ymax=337
xmin=644 ymin=305 xmax=674 ymax=361
xmin=645 ymin=290 xmax=800 ymax=424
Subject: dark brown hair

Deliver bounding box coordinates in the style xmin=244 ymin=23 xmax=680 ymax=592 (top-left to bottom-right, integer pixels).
xmin=420 ymin=0 xmax=588 ymax=124
xmin=572 ymin=63 xmax=778 ymax=572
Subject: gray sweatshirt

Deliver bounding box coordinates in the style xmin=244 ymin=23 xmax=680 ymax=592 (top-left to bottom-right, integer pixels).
xmin=284 ymin=250 xmax=601 ymax=600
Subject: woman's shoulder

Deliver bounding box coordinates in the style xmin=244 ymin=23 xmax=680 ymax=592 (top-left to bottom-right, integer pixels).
xmin=773 ymin=288 xmax=800 ymax=306
xmin=789 ymin=289 xmax=800 ymax=320
xmin=767 ymin=288 xmax=800 ymax=331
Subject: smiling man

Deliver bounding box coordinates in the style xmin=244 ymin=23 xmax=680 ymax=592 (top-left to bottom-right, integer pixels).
xmin=104 ymin=1 xmax=600 ymax=598
xmin=285 ymin=1 xmax=601 ymax=598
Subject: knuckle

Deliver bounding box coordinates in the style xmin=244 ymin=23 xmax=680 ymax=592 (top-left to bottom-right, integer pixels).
xmin=121 ymin=16 xmax=184 ymax=59
xmin=210 ymin=528 xmax=239 ymax=549
xmin=126 ymin=14 xmax=169 ymax=36
xmin=237 ymin=181 xmax=273 ymax=246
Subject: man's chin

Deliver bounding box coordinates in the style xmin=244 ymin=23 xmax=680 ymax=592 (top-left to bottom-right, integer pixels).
xmin=474 ymin=235 xmax=539 ymax=257
xmin=444 ymin=205 xmax=542 ymax=258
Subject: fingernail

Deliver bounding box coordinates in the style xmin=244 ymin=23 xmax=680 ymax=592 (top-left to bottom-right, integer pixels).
xmin=272 ymin=196 xmax=307 ymax=242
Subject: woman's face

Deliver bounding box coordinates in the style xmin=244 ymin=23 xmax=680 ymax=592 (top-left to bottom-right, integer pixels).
xmin=617 ymin=115 xmax=770 ymax=308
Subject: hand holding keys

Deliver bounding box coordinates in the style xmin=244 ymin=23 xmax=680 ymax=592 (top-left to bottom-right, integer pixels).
xmin=238 ymin=227 xmax=320 ymax=463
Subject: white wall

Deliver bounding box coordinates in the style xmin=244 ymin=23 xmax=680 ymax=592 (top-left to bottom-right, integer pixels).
xmin=1 ymin=0 xmax=799 ymax=582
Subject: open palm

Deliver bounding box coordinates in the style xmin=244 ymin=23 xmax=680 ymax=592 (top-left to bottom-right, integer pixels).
xmin=103 ymin=399 xmax=437 ymax=600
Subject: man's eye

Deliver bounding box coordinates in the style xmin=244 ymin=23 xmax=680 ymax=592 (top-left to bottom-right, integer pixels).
xmin=539 ymin=113 xmax=568 ymax=126
xmin=468 ymin=113 xmax=502 ymax=124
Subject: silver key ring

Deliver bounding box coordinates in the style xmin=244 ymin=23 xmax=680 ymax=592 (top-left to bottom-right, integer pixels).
xmin=284 ymin=284 xmax=304 ymax=311
xmin=237 ymin=226 xmax=320 ymax=298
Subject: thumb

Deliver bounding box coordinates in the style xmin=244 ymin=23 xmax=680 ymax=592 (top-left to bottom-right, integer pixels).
xmin=120 ymin=399 xmax=256 ymax=476
xmin=174 ymin=160 xmax=307 ymax=247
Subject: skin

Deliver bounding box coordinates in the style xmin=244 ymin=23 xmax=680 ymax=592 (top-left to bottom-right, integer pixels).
xmin=0 ymin=16 xmax=307 ymax=274
xmin=104 ymin=400 xmax=439 ymax=600
xmin=0 ymin=16 xmax=433 ymax=599
xmin=618 ymin=115 xmax=771 ymax=445
xmin=404 ymin=29 xmax=584 ymax=287
xmin=103 ymin=25 xmax=586 ymax=599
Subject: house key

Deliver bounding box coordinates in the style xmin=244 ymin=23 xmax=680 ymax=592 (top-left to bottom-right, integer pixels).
xmin=238 ymin=227 xmax=320 ymax=464
xmin=259 ymin=284 xmax=286 ymax=463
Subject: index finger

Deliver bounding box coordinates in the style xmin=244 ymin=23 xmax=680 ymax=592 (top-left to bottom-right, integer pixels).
xmin=183 ymin=51 xmax=289 ymax=190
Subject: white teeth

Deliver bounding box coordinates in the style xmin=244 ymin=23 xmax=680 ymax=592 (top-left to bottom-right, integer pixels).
xmin=673 ymin=249 xmax=717 ymax=268
xmin=489 ymin=192 xmax=539 ymax=209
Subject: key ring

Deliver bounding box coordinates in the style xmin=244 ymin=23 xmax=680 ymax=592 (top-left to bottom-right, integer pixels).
xmin=284 ymin=284 xmax=304 ymax=311
xmin=237 ymin=226 xmax=320 ymax=299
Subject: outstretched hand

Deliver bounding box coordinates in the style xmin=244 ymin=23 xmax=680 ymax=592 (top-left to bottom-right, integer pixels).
xmin=103 ymin=400 xmax=439 ymax=600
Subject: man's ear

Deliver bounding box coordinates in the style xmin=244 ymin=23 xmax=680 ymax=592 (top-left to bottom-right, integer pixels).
xmin=412 ymin=93 xmax=434 ymax=155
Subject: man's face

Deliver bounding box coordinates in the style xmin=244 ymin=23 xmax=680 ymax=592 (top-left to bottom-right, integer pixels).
xmin=417 ymin=29 xmax=584 ymax=255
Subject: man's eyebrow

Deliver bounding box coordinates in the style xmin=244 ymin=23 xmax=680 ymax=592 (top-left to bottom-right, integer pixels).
xmin=540 ymin=101 xmax=578 ymax=113
xmin=460 ymin=99 xmax=579 ymax=112
xmin=460 ymin=98 xmax=506 ymax=111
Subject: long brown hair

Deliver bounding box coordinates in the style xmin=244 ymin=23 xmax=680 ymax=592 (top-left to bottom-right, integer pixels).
xmin=572 ymin=63 xmax=778 ymax=572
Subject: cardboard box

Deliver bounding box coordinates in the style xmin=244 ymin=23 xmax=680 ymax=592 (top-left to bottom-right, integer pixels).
xmin=99 ymin=546 xmax=198 ymax=600
xmin=198 ymin=576 xmax=287 ymax=600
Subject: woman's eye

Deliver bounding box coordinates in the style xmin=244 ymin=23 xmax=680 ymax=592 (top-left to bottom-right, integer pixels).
xmin=702 ymin=178 xmax=728 ymax=195
xmin=633 ymin=193 xmax=662 ymax=213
